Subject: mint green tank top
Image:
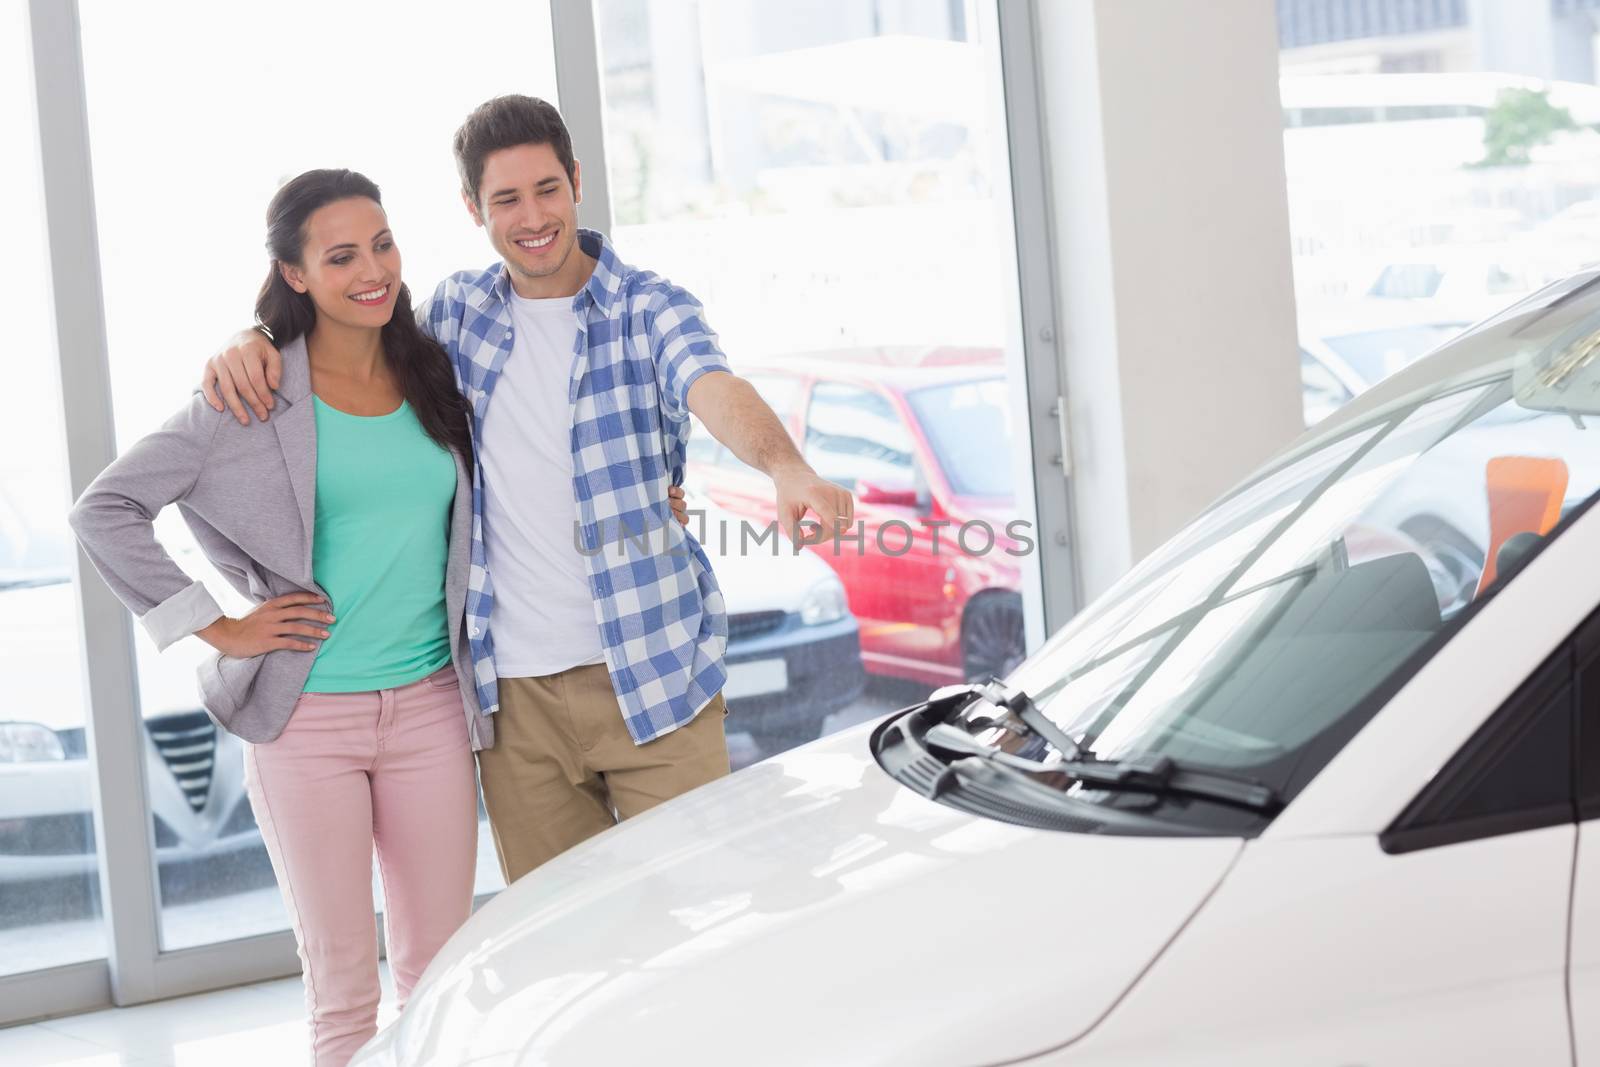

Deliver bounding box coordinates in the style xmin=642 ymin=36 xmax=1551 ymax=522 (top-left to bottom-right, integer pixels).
xmin=303 ymin=396 xmax=455 ymax=693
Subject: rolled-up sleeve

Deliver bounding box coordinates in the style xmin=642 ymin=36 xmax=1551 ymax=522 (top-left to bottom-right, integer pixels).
xmin=68 ymin=393 xmax=227 ymax=651
xmin=648 ymin=285 xmax=731 ymax=423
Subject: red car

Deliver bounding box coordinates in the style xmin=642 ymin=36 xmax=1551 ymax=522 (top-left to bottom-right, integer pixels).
xmin=686 ymin=348 xmax=1025 ymax=687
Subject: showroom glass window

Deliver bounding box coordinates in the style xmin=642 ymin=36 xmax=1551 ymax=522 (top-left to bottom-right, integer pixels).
xmin=0 ymin=0 xmax=108 ymax=977
xmin=1278 ymin=0 xmax=1600 ymax=425
xmin=75 ymin=0 xmax=558 ymax=951
xmin=595 ymin=0 xmax=1039 ymax=759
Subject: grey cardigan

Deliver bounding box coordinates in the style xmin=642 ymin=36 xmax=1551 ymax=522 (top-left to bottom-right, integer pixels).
xmin=67 ymin=337 xmax=495 ymax=751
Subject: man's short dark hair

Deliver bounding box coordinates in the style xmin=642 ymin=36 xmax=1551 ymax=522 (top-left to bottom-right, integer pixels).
xmin=453 ymin=95 xmax=576 ymax=206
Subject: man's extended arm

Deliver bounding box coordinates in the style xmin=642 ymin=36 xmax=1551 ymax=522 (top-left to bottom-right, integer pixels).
xmin=648 ymin=285 xmax=852 ymax=543
xmin=687 ymin=370 xmax=854 ymax=543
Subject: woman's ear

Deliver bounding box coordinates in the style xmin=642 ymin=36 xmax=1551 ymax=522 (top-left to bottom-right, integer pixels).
xmin=278 ymin=261 xmax=308 ymax=294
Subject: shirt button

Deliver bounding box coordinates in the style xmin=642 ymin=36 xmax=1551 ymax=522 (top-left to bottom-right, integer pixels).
xmin=470 ymin=626 xmax=482 ymax=637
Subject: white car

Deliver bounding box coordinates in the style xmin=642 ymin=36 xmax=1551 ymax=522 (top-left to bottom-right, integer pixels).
xmin=356 ymin=270 xmax=1600 ymax=1066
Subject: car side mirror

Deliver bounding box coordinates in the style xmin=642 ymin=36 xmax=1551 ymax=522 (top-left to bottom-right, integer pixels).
xmin=857 ymin=481 xmax=921 ymax=508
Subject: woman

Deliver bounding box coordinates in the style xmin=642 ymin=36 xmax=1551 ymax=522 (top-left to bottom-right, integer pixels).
xmin=73 ymin=169 xmax=487 ymax=1067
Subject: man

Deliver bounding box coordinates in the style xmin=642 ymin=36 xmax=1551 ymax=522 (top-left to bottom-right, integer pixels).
xmin=202 ymin=95 xmax=853 ymax=882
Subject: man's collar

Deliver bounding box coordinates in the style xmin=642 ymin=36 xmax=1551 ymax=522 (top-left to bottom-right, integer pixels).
xmin=576 ymin=228 xmax=628 ymax=313
xmin=470 ymin=261 xmax=513 ymax=310
xmin=471 ymin=229 xmax=628 ymax=314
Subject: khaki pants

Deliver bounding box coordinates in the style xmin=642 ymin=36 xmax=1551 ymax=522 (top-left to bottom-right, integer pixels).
xmin=477 ymin=662 xmax=730 ymax=883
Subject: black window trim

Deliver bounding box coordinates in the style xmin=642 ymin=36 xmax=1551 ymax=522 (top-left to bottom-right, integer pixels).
xmin=1576 ymin=611 xmax=1600 ymax=822
xmin=1380 ymin=648 xmax=1577 ymax=855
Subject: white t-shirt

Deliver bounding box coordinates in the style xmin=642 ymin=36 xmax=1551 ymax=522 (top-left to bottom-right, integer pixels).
xmin=480 ymin=291 xmax=606 ymax=677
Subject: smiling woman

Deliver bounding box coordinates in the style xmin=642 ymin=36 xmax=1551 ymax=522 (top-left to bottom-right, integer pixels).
xmin=66 ymin=163 xmax=494 ymax=1066
xmin=254 ymin=172 xmax=473 ymax=456
xmin=72 ymin=0 xmax=558 ymax=958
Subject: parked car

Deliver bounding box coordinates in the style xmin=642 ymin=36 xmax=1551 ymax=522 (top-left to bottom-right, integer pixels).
xmin=692 ymin=494 xmax=865 ymax=752
xmin=685 ymin=348 xmax=1025 ymax=689
xmin=356 ymin=271 xmax=1600 ymax=1066
xmin=0 ymin=494 xmax=263 ymax=888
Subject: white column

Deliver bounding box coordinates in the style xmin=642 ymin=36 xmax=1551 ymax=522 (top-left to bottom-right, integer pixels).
xmin=1032 ymin=0 xmax=1303 ymax=600
xmin=552 ymin=0 xmax=615 ymax=236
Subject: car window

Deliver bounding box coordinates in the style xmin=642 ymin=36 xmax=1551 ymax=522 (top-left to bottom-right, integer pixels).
xmin=995 ymin=283 xmax=1600 ymax=810
xmin=905 ymin=378 xmax=1013 ymax=497
xmin=803 ymin=382 xmax=916 ymax=491
xmin=1383 ymin=632 xmax=1579 ymax=854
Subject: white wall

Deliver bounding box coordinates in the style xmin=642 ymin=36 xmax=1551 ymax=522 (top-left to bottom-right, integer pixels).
xmin=1033 ymin=0 xmax=1304 ymax=600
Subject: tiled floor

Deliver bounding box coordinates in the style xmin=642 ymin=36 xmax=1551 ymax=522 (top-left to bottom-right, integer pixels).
xmin=0 ymin=965 xmax=396 ymax=1066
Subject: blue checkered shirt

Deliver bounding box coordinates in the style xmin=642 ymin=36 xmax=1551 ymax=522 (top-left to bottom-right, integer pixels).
xmin=418 ymin=229 xmax=730 ymax=744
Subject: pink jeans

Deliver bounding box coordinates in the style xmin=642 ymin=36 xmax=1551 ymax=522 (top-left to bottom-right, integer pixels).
xmin=243 ymin=666 xmax=478 ymax=1067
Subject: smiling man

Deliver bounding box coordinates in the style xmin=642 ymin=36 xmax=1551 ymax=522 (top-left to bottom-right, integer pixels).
xmin=202 ymin=95 xmax=853 ymax=882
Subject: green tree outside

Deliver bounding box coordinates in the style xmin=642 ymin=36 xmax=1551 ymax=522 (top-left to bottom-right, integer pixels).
xmin=1476 ymin=87 xmax=1579 ymax=167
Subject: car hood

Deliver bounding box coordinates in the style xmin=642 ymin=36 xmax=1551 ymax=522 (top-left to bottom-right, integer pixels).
xmin=379 ymin=723 xmax=1242 ymax=1066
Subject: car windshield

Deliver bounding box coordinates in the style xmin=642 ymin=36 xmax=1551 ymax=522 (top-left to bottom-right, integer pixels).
xmin=905 ymin=378 xmax=1014 ymax=497
xmin=1323 ymin=323 xmax=1465 ymax=385
xmin=1001 ymin=273 xmax=1600 ymax=805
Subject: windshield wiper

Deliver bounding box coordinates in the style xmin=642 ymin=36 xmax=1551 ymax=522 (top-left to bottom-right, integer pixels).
xmin=922 ymin=722 xmax=1282 ymax=814
xmin=925 ymin=678 xmax=1084 ymax=760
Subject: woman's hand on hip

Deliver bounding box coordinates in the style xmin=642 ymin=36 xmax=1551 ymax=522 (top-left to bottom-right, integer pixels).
xmin=196 ymin=593 xmax=334 ymax=657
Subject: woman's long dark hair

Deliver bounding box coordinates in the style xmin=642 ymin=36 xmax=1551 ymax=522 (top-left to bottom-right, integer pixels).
xmin=255 ymin=169 xmax=473 ymax=470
